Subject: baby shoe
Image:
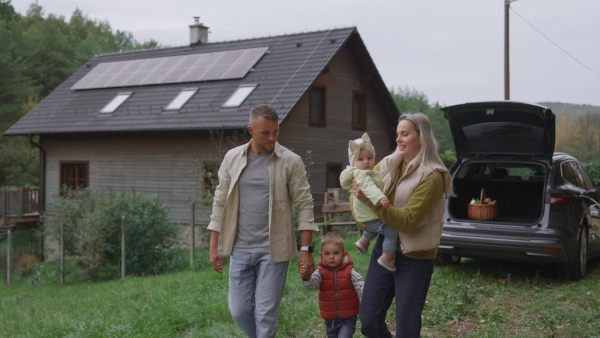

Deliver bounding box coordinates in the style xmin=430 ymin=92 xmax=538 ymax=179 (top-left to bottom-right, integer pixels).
xmin=355 ymin=238 xmax=370 ymax=254
xmin=377 ymin=254 xmax=397 ymax=272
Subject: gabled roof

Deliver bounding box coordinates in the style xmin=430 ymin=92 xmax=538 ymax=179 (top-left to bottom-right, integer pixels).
xmin=6 ymin=27 xmax=398 ymax=136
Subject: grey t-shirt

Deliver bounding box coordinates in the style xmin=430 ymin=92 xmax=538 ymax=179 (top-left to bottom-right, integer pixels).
xmin=233 ymin=151 xmax=271 ymax=254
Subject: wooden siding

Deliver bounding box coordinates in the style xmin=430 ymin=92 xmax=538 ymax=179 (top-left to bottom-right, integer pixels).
xmin=279 ymin=45 xmax=395 ymax=198
xmin=41 ymin=133 xmax=225 ymax=225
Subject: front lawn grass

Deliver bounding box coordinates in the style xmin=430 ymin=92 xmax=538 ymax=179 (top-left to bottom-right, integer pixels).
xmin=1 ymin=235 xmax=599 ymax=337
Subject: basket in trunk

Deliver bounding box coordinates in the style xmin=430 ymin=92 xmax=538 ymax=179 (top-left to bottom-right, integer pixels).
xmin=467 ymin=188 xmax=498 ymax=221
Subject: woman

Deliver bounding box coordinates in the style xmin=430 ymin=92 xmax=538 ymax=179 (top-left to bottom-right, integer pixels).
xmin=352 ymin=113 xmax=453 ymax=337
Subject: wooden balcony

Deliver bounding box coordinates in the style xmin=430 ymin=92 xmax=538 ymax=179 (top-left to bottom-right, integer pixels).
xmin=0 ymin=187 xmax=41 ymax=241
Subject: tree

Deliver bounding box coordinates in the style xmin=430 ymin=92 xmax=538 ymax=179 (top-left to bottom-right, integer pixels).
xmin=568 ymin=113 xmax=600 ymax=163
xmin=0 ymin=1 xmax=161 ymax=187
xmin=0 ymin=1 xmax=34 ymax=128
xmin=553 ymin=108 xmax=600 ymax=162
xmin=389 ymin=86 xmax=454 ymax=162
xmin=555 ymin=109 xmax=576 ymax=154
xmin=188 ymin=130 xmax=246 ymax=207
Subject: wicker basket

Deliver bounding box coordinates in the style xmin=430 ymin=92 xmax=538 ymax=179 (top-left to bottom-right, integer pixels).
xmin=467 ymin=188 xmax=498 ymax=221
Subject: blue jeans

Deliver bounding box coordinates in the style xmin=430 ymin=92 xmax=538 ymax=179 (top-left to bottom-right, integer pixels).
xmin=359 ymin=236 xmax=434 ymax=338
xmin=362 ymin=219 xmax=398 ymax=255
xmin=324 ymin=316 xmax=357 ymax=338
xmin=228 ymin=252 xmax=290 ymax=338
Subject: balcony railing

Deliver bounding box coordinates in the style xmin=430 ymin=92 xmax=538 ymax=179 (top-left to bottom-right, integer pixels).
xmin=0 ymin=188 xmax=40 ymax=220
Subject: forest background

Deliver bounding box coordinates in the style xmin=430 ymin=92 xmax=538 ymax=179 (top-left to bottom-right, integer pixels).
xmin=2 ymin=1 xmax=600 ymax=189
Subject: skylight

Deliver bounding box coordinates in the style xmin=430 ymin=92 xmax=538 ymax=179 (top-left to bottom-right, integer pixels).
xmin=165 ymin=88 xmax=198 ymax=110
xmin=100 ymin=92 xmax=132 ymax=113
xmin=222 ymin=84 xmax=257 ymax=108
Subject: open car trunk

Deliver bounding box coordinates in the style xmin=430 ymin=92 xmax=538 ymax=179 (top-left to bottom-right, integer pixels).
xmin=447 ymin=161 xmax=547 ymax=224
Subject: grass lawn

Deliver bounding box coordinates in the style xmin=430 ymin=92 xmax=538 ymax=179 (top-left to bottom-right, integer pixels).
xmin=1 ymin=235 xmax=600 ymax=337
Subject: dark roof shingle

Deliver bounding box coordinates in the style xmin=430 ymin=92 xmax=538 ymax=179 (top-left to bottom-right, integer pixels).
xmin=6 ymin=27 xmax=398 ymax=135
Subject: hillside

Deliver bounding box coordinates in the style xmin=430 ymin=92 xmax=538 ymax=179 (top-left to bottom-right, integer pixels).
xmin=538 ymin=102 xmax=600 ymax=121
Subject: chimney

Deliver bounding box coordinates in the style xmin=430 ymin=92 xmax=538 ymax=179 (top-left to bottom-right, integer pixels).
xmin=189 ymin=16 xmax=209 ymax=46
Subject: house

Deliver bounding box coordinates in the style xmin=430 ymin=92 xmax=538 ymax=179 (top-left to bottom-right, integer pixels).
xmin=6 ymin=20 xmax=400 ymax=227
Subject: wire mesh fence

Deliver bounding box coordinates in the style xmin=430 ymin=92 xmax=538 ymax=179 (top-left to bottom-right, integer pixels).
xmin=0 ymin=228 xmax=46 ymax=287
xmin=1 ymin=223 xmax=210 ymax=288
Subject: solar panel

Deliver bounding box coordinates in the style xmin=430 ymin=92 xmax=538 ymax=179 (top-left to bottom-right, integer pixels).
xmin=200 ymin=64 xmax=230 ymax=81
xmin=222 ymin=63 xmax=254 ymax=79
xmin=71 ymin=47 xmax=268 ymax=90
xmin=161 ymin=67 xmax=189 ymax=83
xmin=104 ymin=72 xmax=133 ymax=88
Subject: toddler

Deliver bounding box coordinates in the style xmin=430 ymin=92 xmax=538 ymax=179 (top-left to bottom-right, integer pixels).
xmin=299 ymin=232 xmax=364 ymax=338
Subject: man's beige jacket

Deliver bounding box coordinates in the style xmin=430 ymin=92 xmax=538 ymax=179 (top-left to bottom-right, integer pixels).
xmin=208 ymin=140 xmax=318 ymax=263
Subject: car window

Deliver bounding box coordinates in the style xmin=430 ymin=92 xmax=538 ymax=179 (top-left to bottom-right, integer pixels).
xmin=561 ymin=162 xmax=578 ymax=187
xmin=573 ymin=162 xmax=594 ymax=190
xmin=569 ymin=162 xmax=585 ymax=188
xmin=563 ymin=161 xmax=591 ymax=189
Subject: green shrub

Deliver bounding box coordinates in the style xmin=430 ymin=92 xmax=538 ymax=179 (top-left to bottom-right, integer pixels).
xmin=440 ymin=149 xmax=457 ymax=169
xmin=100 ymin=191 xmax=181 ymax=277
xmin=583 ymin=160 xmax=600 ymax=186
xmin=44 ymin=189 xmax=181 ymax=281
xmin=43 ymin=188 xmax=100 ymax=256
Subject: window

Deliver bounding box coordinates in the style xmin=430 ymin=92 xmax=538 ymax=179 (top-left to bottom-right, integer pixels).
xmin=352 ymin=91 xmax=367 ymax=130
xmin=100 ymin=92 xmax=132 ymax=113
xmin=561 ymin=162 xmax=579 ymax=187
xmin=60 ymin=162 xmax=89 ymax=194
xmin=309 ymin=86 xmax=326 ymax=127
xmin=570 ymin=162 xmax=594 ymax=190
xmin=326 ymin=163 xmax=343 ymax=189
xmin=223 ymin=84 xmax=257 ymax=108
xmin=165 ymin=88 xmax=197 ymax=110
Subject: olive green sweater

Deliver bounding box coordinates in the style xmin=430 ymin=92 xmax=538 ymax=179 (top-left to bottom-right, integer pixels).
xmin=358 ymin=161 xmax=445 ymax=259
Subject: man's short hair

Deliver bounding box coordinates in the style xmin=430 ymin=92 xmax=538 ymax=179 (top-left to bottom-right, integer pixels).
xmin=250 ymin=104 xmax=279 ymax=124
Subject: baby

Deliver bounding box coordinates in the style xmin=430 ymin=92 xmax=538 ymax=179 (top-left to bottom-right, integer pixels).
xmin=340 ymin=132 xmax=398 ymax=272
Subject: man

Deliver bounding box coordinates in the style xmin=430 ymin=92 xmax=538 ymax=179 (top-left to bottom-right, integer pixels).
xmin=208 ymin=104 xmax=318 ymax=338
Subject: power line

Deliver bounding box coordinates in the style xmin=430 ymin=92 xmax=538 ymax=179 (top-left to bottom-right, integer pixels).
xmin=510 ymin=8 xmax=600 ymax=79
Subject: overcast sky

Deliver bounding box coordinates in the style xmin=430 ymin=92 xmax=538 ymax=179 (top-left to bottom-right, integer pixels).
xmin=13 ymin=0 xmax=600 ymax=106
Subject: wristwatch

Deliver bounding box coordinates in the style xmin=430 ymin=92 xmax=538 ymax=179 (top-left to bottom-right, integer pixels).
xmin=300 ymin=245 xmax=314 ymax=253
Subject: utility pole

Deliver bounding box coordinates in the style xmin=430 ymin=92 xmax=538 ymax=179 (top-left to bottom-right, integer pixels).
xmin=505 ymin=0 xmax=517 ymax=100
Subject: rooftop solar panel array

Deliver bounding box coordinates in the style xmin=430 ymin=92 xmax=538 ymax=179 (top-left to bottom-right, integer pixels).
xmin=71 ymin=47 xmax=269 ymax=90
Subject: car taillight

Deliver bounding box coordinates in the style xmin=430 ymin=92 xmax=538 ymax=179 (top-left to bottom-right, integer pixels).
xmin=550 ymin=194 xmax=571 ymax=205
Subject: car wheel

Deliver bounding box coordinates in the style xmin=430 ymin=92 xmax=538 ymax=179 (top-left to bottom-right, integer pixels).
xmin=563 ymin=227 xmax=588 ymax=281
xmin=434 ymin=253 xmax=461 ymax=266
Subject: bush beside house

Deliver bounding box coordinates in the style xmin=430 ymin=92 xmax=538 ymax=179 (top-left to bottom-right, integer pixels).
xmin=44 ymin=189 xmax=181 ymax=281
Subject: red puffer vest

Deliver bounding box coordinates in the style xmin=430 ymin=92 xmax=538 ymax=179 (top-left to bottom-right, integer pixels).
xmin=317 ymin=254 xmax=360 ymax=320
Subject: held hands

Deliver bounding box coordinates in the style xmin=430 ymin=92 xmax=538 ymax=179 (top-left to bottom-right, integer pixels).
xmin=298 ymin=251 xmax=314 ymax=280
xmin=299 ymin=263 xmax=308 ymax=278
